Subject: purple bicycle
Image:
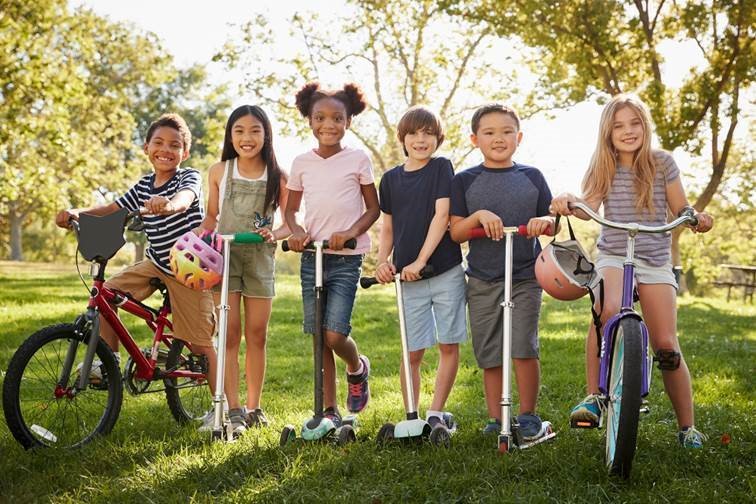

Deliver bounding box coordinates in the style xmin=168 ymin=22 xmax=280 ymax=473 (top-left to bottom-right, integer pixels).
xmin=568 ymin=201 xmax=698 ymax=478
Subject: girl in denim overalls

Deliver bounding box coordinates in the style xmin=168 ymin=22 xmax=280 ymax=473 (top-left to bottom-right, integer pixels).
xmin=198 ymin=105 xmax=289 ymax=434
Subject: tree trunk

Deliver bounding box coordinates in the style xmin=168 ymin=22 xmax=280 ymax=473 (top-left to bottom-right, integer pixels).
xmin=9 ymin=203 xmax=24 ymax=261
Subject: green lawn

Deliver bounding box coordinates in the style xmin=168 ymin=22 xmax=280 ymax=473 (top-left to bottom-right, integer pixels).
xmin=0 ymin=262 xmax=753 ymax=503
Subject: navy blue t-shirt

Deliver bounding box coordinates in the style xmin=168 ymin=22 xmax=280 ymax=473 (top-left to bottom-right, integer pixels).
xmin=379 ymin=157 xmax=462 ymax=274
xmin=450 ymin=163 xmax=552 ymax=282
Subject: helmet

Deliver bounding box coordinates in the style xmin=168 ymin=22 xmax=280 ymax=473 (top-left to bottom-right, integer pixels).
xmin=169 ymin=231 xmax=224 ymax=290
xmin=535 ymin=234 xmax=600 ymax=301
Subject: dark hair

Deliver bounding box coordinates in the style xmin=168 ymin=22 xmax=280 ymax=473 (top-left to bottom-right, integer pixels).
xmin=145 ymin=113 xmax=192 ymax=151
xmin=471 ymin=104 xmax=520 ymax=134
xmin=396 ymin=106 xmax=445 ymax=156
xmin=294 ymin=81 xmax=367 ymax=118
xmin=221 ymin=105 xmax=285 ymax=212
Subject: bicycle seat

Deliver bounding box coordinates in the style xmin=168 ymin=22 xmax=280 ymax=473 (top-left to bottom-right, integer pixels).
xmin=78 ymin=208 xmax=129 ymax=262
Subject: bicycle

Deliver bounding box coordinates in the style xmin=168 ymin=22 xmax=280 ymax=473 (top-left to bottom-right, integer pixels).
xmin=3 ymin=207 xmax=211 ymax=449
xmin=568 ymin=201 xmax=698 ymax=478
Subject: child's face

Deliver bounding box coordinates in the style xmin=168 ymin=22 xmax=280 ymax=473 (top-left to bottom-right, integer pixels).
xmin=610 ymin=106 xmax=644 ymax=158
xmin=232 ymin=114 xmax=265 ymax=160
xmin=143 ymin=126 xmax=188 ymax=173
xmin=471 ymin=112 xmax=522 ymax=166
xmin=404 ymin=128 xmax=438 ymax=163
xmin=309 ymin=98 xmax=350 ymax=147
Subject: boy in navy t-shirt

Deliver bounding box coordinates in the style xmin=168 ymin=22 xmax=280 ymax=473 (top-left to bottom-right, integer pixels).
xmin=450 ymin=104 xmax=555 ymax=440
xmin=375 ymin=106 xmax=466 ymax=429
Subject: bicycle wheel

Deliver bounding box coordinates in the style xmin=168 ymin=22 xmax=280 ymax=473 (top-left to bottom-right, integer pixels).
xmin=3 ymin=324 xmax=123 ymax=449
xmin=164 ymin=339 xmax=211 ymax=424
xmin=605 ymin=317 xmax=643 ymax=478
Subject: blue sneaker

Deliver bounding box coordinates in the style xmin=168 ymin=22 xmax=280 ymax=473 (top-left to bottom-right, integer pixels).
xmin=678 ymin=426 xmax=706 ymax=448
xmin=346 ymin=355 xmax=370 ymax=413
xmin=323 ymin=407 xmax=342 ymax=428
xmin=482 ymin=418 xmax=501 ymax=435
xmin=516 ymin=413 xmax=547 ymax=440
xmin=570 ymin=394 xmax=602 ymax=428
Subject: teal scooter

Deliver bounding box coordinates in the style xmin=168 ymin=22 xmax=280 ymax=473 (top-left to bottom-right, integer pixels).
xmin=279 ymin=238 xmax=358 ymax=446
xmin=360 ymin=266 xmax=453 ymax=447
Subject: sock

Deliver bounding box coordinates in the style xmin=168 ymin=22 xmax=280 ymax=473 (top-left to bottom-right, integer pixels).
xmin=426 ymin=410 xmax=443 ymax=421
xmin=347 ymin=360 xmax=364 ymax=376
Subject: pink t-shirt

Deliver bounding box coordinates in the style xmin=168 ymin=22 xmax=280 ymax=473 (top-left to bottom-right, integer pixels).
xmin=287 ymin=146 xmax=375 ymax=255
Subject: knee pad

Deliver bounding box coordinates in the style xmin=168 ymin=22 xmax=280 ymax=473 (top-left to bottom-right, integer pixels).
xmin=654 ymin=349 xmax=681 ymax=370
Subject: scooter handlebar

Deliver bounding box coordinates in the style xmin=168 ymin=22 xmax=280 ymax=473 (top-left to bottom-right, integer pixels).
xmin=359 ymin=265 xmax=434 ymax=289
xmin=281 ymin=238 xmax=357 ymax=252
xmin=468 ymin=224 xmax=554 ymax=239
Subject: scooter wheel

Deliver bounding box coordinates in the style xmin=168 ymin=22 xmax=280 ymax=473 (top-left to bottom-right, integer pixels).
xmin=376 ymin=422 xmax=395 ymax=446
xmin=337 ymin=424 xmax=356 ymax=445
xmin=429 ymin=425 xmax=451 ymax=448
xmin=280 ymin=425 xmax=296 ymax=447
xmin=498 ymin=440 xmax=509 ymax=454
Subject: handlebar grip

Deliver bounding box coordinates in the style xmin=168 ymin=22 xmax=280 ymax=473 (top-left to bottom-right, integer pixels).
xmin=234 ymin=232 xmax=264 ymax=244
xmin=360 ymin=277 xmax=380 ymax=289
xmin=282 ymin=237 xmax=358 ymax=252
xmin=469 ymin=225 xmax=554 ymax=238
xmin=469 ymin=227 xmax=488 ymax=240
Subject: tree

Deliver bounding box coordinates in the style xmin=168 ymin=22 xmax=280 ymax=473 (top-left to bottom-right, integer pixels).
xmin=215 ymin=0 xmax=529 ymax=173
xmin=446 ymin=0 xmax=754 ymax=277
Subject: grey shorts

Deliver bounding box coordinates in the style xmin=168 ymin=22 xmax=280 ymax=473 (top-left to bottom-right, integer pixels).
xmin=467 ymin=277 xmax=542 ymax=367
xmin=596 ymin=253 xmax=678 ymax=288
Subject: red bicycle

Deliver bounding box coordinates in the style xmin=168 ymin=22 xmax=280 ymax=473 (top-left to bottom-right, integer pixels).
xmin=2 ymin=207 xmax=211 ymax=449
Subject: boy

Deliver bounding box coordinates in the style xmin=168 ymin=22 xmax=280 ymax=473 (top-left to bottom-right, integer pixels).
xmin=375 ymin=106 xmax=467 ymax=429
xmin=55 ymin=113 xmax=219 ymax=414
xmin=449 ymin=104 xmax=554 ymax=439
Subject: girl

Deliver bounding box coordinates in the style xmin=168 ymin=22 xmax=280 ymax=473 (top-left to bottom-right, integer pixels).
xmin=285 ymin=82 xmax=380 ymax=424
xmin=198 ymin=105 xmax=289 ymax=434
xmin=550 ymin=94 xmax=713 ymax=448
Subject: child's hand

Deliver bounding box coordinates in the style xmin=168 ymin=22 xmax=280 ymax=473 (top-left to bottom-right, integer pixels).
xmin=257 ymin=227 xmax=276 ymax=243
xmin=550 ymin=193 xmax=578 ymax=216
xmin=287 ymin=231 xmax=310 ymax=252
xmin=55 ymin=209 xmax=78 ymax=229
xmin=526 ymin=217 xmax=554 ymax=238
xmin=477 ymin=210 xmax=504 ymax=241
xmin=375 ymin=262 xmax=396 ymax=284
xmin=145 ymin=196 xmax=174 ymax=215
xmin=401 ymin=259 xmax=426 ymax=282
xmin=693 ymin=212 xmax=713 ymax=233
xmin=328 ymin=230 xmax=354 ymax=251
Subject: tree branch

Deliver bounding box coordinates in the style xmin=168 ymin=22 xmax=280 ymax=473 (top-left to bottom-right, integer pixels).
xmin=440 ymin=28 xmax=489 ymax=116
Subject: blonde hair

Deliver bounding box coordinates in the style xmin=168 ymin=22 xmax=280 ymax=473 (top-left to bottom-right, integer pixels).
xmin=582 ymin=94 xmax=657 ymax=213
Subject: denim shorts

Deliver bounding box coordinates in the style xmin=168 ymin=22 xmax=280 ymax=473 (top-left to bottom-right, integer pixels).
xmin=402 ymin=264 xmax=467 ymax=352
xmin=301 ymin=253 xmax=362 ymax=336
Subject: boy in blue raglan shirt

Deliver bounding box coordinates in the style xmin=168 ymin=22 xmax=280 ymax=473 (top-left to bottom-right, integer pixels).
xmin=449 ymin=104 xmax=555 ymax=440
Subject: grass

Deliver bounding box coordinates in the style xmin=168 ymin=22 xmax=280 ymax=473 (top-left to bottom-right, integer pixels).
xmin=0 ymin=261 xmax=753 ymax=503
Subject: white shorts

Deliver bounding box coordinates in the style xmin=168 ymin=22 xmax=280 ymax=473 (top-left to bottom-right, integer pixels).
xmin=596 ymin=254 xmax=677 ymax=288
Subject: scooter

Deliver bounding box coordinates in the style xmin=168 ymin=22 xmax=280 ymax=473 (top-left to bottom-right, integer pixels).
xmin=469 ymin=224 xmax=557 ymax=453
xmin=279 ymin=238 xmax=359 ymax=446
xmin=211 ymin=231 xmax=265 ymax=442
xmin=360 ymin=266 xmax=454 ymax=447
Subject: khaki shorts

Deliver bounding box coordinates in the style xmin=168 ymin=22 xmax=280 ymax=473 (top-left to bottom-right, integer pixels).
xmin=596 ymin=254 xmax=677 ymax=288
xmin=105 ymin=260 xmax=215 ymax=347
xmin=467 ymin=277 xmax=542 ymax=367
xmin=213 ymin=243 xmax=276 ymax=298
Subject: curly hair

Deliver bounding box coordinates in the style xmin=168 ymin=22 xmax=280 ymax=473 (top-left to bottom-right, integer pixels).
xmin=145 ymin=113 xmax=192 ymax=152
xmin=295 ymin=81 xmax=367 ymax=118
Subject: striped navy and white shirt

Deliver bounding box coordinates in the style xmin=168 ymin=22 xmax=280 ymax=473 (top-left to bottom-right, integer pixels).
xmin=116 ymin=168 xmax=205 ymax=275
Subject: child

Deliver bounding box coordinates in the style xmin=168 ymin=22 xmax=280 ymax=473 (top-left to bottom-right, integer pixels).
xmin=375 ymin=106 xmax=466 ymax=429
xmin=197 ymin=105 xmax=289 ymax=434
xmin=449 ymin=104 xmax=555 ymax=440
xmin=55 ymin=113 xmax=219 ymax=418
xmin=550 ymin=93 xmax=713 ymax=448
xmin=284 ymin=82 xmax=380 ymax=424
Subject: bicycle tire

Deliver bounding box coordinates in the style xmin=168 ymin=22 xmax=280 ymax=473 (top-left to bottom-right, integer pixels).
xmin=2 ymin=323 xmax=123 ymax=449
xmin=605 ymin=317 xmax=643 ymax=478
xmin=164 ymin=339 xmax=211 ymax=424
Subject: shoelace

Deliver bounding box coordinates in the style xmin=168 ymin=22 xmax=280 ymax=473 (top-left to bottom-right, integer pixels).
xmin=348 ymin=382 xmax=364 ymax=398
xmin=683 ymin=427 xmax=707 ymax=444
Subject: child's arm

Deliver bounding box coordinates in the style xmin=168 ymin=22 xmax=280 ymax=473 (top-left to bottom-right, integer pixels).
xmin=375 ymin=212 xmax=396 ymax=283
xmin=550 ymin=193 xmax=601 ymax=220
xmin=271 ymin=176 xmax=291 ymax=241
xmin=328 ymin=183 xmax=380 ymax=250
xmin=450 ymin=210 xmax=505 ymax=242
xmin=284 ymin=189 xmax=309 ymax=251
xmin=665 ymin=177 xmax=714 ymax=233
xmin=144 ymin=189 xmax=195 ymax=215
xmin=196 ymin=162 xmax=224 ymax=233
xmin=55 ymin=202 xmax=121 ymax=228
xmin=402 ymin=197 xmax=450 ymax=281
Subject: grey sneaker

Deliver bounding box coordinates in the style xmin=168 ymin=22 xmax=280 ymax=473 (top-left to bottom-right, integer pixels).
xmin=428 ymin=412 xmax=457 ymax=433
xmin=245 ymin=408 xmax=269 ymax=428
xmin=517 ymin=413 xmax=548 ymax=441
xmin=482 ymin=418 xmax=501 ymax=435
xmin=228 ymin=408 xmax=247 ymax=435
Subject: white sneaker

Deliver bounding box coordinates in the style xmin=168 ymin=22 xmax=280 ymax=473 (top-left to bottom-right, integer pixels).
xmin=75 ymin=360 xmax=103 ymax=383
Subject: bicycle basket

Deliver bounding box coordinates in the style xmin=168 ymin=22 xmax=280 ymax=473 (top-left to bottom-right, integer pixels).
xmin=77 ymin=208 xmax=129 ymax=262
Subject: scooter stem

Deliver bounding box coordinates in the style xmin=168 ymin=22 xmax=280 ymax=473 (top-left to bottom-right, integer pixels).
xmin=500 ymin=227 xmax=517 ymax=437
xmin=313 ymin=241 xmax=324 ymax=418
xmin=395 ymin=273 xmax=418 ymax=418
xmin=213 ymin=234 xmax=234 ymax=433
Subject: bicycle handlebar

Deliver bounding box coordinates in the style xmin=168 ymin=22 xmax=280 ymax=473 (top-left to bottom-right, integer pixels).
xmin=281 ymin=238 xmax=357 ymax=252
xmin=567 ymin=201 xmax=698 ymax=233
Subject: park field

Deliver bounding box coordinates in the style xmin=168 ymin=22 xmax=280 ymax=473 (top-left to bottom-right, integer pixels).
xmin=0 ymin=262 xmax=753 ymax=503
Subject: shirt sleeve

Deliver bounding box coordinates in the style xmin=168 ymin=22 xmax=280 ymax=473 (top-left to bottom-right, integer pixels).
xmin=435 ymin=158 xmax=453 ymax=199
xmin=177 ymin=169 xmax=202 ymax=198
xmin=287 ymin=159 xmax=303 ymax=191
xmin=535 ymin=171 xmax=553 ymax=217
xmin=115 ymin=182 xmax=141 ymax=212
xmin=662 ymin=152 xmax=680 ymax=183
xmin=378 ymin=173 xmax=392 ymax=214
xmin=358 ymin=152 xmax=375 ymax=185
xmin=450 ymin=172 xmax=469 ymax=217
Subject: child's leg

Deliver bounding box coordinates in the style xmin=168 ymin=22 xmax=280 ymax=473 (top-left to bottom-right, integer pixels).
xmin=483 ymin=366 xmax=502 ymax=419
xmin=320 ymin=343 xmax=337 ymax=409
xmin=585 ymin=265 xmax=624 ymax=394
xmin=242 ymin=297 xmax=272 ymax=409
xmin=513 ymin=358 xmax=540 ymax=414
xmin=638 ymin=283 xmax=694 ymax=428
xmin=400 ymin=349 xmax=425 ymax=411
xmin=217 ymin=292 xmax=242 ymax=410
xmin=324 ymin=330 xmax=360 ymax=371
xmin=192 ymin=344 xmax=219 ymax=394
xmin=429 ymin=343 xmax=459 ymax=412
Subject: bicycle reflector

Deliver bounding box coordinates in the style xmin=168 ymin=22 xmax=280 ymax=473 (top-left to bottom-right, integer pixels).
xmin=169 ymin=231 xmax=223 ymax=290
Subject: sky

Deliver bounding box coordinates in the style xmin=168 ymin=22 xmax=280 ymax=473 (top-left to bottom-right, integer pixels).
xmin=73 ymin=0 xmax=707 ymax=195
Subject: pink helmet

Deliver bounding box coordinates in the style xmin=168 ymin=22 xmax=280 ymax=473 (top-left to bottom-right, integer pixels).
xmin=535 ymin=217 xmax=599 ymax=301
xmin=169 ymin=231 xmax=224 ymax=290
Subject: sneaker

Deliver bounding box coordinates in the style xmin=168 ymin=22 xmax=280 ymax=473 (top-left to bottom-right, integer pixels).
xmin=517 ymin=413 xmax=547 ymax=440
xmin=678 ymin=426 xmax=707 ymax=448
xmin=323 ymin=407 xmax=342 ymax=428
xmin=75 ymin=360 xmax=104 ymax=383
xmin=428 ymin=412 xmax=458 ymax=433
xmin=197 ymin=409 xmax=216 ymax=432
xmin=482 ymin=418 xmax=502 ymax=435
xmin=346 ymin=355 xmax=370 ymax=413
xmin=245 ymin=408 xmax=269 ymax=428
xmin=570 ymin=393 xmax=603 ymax=428
xmin=228 ymin=408 xmax=247 ymax=435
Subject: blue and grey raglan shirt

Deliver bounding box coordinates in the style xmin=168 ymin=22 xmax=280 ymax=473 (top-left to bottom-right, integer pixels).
xmin=450 ymin=163 xmax=552 ymax=282
xmin=115 ymin=168 xmax=205 ymax=275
